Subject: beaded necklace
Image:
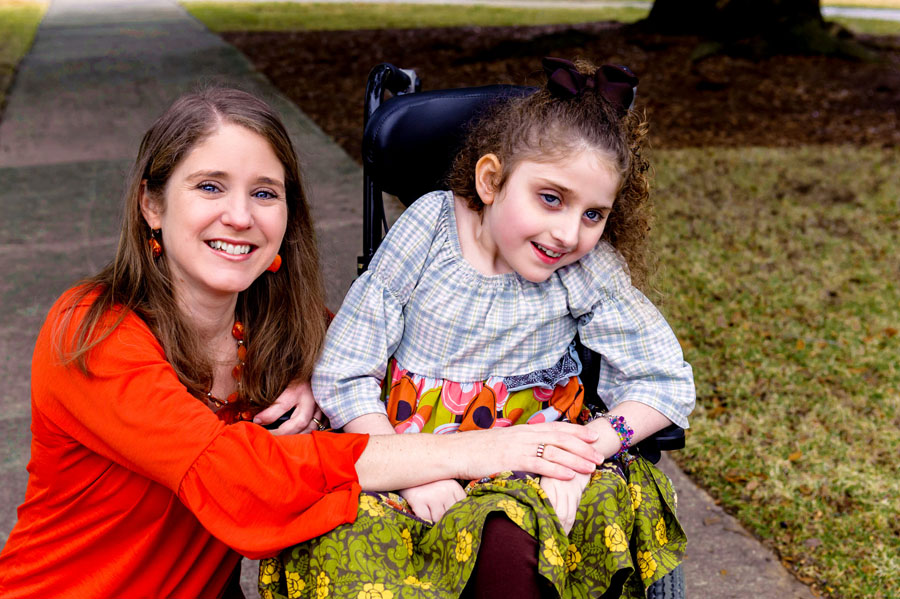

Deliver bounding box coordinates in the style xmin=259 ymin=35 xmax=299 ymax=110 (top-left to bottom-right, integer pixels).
xmin=207 ymin=320 xmax=255 ymax=423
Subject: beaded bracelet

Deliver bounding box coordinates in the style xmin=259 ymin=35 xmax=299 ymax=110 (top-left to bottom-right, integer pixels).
xmin=586 ymin=411 xmax=636 ymax=462
xmin=604 ymin=413 xmax=635 ymax=462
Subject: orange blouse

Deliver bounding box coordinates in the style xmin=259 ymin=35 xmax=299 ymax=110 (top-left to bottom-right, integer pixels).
xmin=0 ymin=289 xmax=368 ymax=598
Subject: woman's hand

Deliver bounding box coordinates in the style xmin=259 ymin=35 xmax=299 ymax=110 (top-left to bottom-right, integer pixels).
xmin=463 ymin=422 xmax=603 ymax=482
xmin=356 ymin=422 xmax=603 ymax=491
xmin=400 ymin=479 xmax=467 ymax=523
xmin=253 ymin=380 xmax=324 ymax=435
xmin=540 ymin=471 xmax=592 ymax=534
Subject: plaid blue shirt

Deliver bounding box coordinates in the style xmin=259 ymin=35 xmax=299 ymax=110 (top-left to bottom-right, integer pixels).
xmin=313 ymin=191 xmax=695 ymax=429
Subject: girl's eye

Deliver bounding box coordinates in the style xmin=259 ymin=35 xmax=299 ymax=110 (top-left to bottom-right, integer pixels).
xmin=584 ymin=210 xmax=606 ymax=223
xmin=539 ymin=193 xmax=561 ymax=207
xmin=253 ymin=189 xmax=279 ymax=200
xmin=198 ymin=182 xmax=221 ymax=193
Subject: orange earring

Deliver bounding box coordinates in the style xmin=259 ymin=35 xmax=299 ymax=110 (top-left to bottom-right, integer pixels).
xmin=148 ymin=229 xmax=162 ymax=259
xmin=266 ymin=254 xmax=282 ymax=273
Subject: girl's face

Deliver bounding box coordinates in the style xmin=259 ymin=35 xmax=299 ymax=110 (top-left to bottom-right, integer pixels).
xmin=141 ymin=123 xmax=288 ymax=304
xmin=475 ymin=149 xmax=618 ymax=283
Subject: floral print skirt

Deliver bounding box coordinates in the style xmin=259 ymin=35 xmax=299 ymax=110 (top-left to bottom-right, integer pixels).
xmin=258 ymin=458 xmax=685 ymax=599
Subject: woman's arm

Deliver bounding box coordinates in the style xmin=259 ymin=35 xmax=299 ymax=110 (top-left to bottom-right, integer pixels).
xmin=354 ymin=422 xmax=602 ymax=491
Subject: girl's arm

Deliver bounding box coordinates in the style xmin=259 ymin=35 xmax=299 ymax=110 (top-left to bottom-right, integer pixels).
xmin=566 ymin=245 xmax=696 ymax=435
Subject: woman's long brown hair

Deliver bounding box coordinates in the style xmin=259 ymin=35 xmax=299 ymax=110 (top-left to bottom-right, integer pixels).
xmin=57 ymin=87 xmax=327 ymax=407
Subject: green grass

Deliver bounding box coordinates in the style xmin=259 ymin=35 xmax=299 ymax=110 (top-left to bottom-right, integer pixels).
xmin=181 ymin=1 xmax=647 ymax=32
xmin=825 ymin=0 xmax=900 ymax=7
xmin=833 ymin=16 xmax=900 ymax=34
xmin=0 ymin=1 xmax=46 ymax=113
xmin=184 ymin=1 xmax=900 ymax=37
xmin=651 ymin=146 xmax=900 ymax=599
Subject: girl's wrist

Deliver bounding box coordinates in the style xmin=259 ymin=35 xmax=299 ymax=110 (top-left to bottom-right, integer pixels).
xmin=585 ymin=417 xmax=624 ymax=460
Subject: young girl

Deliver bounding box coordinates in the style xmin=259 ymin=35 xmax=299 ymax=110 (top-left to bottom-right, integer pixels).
xmin=265 ymin=58 xmax=695 ymax=599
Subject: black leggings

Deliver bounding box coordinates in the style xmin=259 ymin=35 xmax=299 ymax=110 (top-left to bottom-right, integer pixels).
xmin=460 ymin=514 xmax=556 ymax=599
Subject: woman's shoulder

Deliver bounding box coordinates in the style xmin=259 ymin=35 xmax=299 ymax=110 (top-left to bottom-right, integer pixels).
xmin=49 ymin=283 xmax=128 ymax=324
xmin=42 ymin=284 xmax=156 ymax=357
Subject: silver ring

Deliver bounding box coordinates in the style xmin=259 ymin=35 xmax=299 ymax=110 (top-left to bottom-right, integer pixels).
xmin=312 ymin=417 xmax=327 ymax=431
xmin=536 ymin=443 xmax=546 ymax=459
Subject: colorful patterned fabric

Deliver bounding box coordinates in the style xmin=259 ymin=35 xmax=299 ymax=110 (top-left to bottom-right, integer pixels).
xmin=259 ymin=462 xmax=684 ymax=599
xmin=261 ymin=369 xmax=685 ymax=599
xmin=383 ymin=358 xmax=587 ymax=433
xmin=312 ymin=190 xmax=694 ymax=431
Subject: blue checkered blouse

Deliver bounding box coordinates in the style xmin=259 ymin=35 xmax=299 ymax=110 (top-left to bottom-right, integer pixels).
xmin=313 ymin=190 xmax=695 ymax=429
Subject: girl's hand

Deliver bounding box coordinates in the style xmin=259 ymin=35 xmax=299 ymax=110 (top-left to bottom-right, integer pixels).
xmin=540 ymin=471 xmax=592 ymax=534
xmin=253 ymin=380 xmax=324 ymax=435
xmin=400 ymin=479 xmax=467 ymax=523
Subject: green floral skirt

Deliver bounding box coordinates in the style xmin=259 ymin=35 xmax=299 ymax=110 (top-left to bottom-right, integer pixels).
xmin=259 ymin=457 xmax=684 ymax=599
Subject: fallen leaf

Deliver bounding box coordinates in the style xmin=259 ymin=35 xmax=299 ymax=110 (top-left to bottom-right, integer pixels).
xmin=788 ymin=450 xmax=803 ymax=462
xmin=804 ymin=537 xmax=822 ymax=549
xmin=745 ymin=480 xmax=760 ymax=492
xmin=885 ymin=327 xmax=898 ymax=337
xmin=720 ymin=569 xmax=728 ymax=576
xmin=796 ymin=339 xmax=806 ymax=350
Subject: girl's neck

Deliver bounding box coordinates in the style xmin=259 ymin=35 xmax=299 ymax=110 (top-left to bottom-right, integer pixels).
xmin=453 ymin=194 xmax=511 ymax=277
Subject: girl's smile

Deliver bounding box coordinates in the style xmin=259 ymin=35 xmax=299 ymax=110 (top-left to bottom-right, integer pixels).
xmin=459 ymin=149 xmax=619 ymax=283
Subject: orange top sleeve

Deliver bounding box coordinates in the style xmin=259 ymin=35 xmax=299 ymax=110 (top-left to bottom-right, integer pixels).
xmin=0 ymin=289 xmax=369 ymax=598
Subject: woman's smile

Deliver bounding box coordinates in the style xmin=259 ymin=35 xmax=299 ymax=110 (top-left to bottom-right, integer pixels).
xmin=205 ymin=239 xmax=256 ymax=257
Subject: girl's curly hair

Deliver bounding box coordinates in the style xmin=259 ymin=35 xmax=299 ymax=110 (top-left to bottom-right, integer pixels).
xmin=444 ymin=59 xmax=654 ymax=291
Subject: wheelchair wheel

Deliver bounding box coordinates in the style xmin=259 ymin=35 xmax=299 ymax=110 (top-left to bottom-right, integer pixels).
xmin=646 ymin=564 xmax=685 ymax=599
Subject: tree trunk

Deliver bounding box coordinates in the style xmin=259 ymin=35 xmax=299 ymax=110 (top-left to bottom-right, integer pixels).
xmin=641 ymin=0 xmax=875 ymax=60
xmin=646 ymin=0 xmax=822 ymax=41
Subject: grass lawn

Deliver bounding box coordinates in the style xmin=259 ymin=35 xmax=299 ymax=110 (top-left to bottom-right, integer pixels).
xmin=0 ymin=0 xmax=46 ymax=114
xmin=652 ymin=146 xmax=899 ymax=599
xmin=182 ymin=2 xmax=647 ymax=31
xmin=183 ymin=1 xmax=900 ymax=36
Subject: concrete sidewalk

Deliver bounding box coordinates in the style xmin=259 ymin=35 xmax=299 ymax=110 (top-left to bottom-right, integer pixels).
xmin=0 ymin=1 xmax=814 ymax=597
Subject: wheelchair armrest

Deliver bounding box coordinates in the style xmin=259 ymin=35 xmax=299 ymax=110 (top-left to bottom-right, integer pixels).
xmin=633 ymin=424 xmax=685 ymax=465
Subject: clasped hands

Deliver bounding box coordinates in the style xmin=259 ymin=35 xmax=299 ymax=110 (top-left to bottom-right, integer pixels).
xmin=252 ymin=380 xmax=324 ymax=435
xmin=402 ymin=425 xmax=602 ymax=533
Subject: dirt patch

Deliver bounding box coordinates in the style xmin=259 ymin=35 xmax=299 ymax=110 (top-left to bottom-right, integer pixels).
xmin=224 ymin=23 xmax=900 ymax=163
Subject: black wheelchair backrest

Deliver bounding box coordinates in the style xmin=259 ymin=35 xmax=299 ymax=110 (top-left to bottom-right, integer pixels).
xmin=362 ymin=85 xmax=534 ymax=207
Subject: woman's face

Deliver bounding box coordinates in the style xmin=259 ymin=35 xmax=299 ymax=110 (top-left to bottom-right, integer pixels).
xmin=141 ymin=123 xmax=288 ymax=304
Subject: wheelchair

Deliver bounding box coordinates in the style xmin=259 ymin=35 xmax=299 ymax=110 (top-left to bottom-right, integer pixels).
xmin=358 ymin=62 xmax=686 ymax=599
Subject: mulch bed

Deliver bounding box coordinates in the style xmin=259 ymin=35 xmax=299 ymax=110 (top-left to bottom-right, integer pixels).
xmin=224 ymin=23 xmax=900 ymax=162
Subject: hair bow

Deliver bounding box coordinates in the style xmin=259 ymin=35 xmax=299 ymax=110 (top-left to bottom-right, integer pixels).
xmin=542 ymin=57 xmax=638 ymax=116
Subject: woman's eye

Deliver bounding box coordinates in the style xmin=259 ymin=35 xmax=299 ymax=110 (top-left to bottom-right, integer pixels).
xmin=198 ymin=182 xmax=221 ymax=193
xmin=539 ymin=193 xmax=561 ymax=207
xmin=253 ymin=189 xmax=279 ymax=200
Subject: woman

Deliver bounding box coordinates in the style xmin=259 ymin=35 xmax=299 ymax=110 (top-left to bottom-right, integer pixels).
xmin=0 ymin=87 xmax=602 ymax=599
